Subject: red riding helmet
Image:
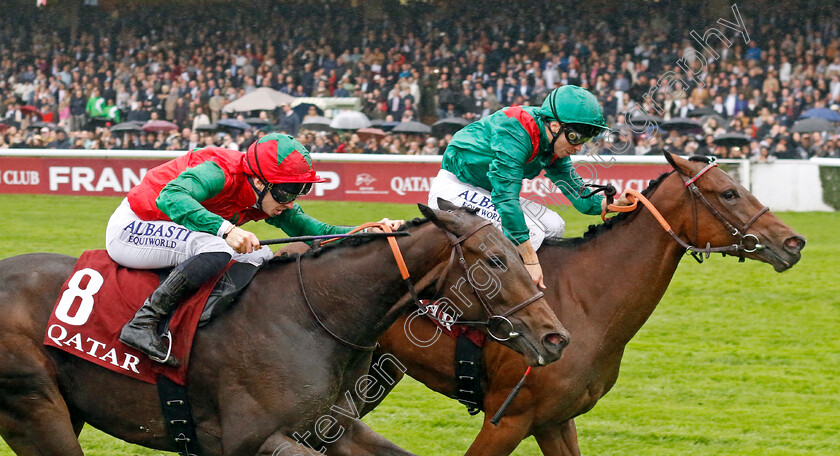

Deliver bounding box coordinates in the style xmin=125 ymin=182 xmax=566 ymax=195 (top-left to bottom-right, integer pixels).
xmin=244 ymin=133 xmax=326 ymax=184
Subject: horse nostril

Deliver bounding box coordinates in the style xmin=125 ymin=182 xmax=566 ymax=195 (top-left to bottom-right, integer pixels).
xmin=542 ymin=332 xmax=569 ymax=351
xmin=784 ymin=236 xmax=806 ymax=253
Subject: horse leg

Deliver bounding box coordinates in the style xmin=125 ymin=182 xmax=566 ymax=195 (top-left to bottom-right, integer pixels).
xmin=0 ymin=349 xmax=84 ymax=455
xmin=463 ymin=415 xmax=533 ymax=456
xmin=325 ymin=420 xmax=416 ymax=456
xmin=256 ymin=432 xmax=328 ymax=456
xmin=534 ymin=419 xmax=582 ymax=456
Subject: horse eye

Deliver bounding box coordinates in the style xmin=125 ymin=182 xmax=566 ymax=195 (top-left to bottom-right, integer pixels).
xmin=487 ymin=255 xmax=506 ymax=268
xmin=722 ymin=189 xmax=738 ymax=200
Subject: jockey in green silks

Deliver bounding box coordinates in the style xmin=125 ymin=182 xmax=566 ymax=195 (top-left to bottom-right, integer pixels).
xmin=429 ymin=85 xmax=631 ymax=288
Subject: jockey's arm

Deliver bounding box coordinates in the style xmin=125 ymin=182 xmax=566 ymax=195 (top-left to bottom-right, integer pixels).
xmin=156 ymin=161 xmax=229 ymax=236
xmin=264 ymin=203 xmax=352 ymax=241
xmin=487 ymin=134 xmax=545 ymax=288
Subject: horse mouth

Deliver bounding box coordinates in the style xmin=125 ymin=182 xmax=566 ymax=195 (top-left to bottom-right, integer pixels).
xmin=514 ymin=331 xmax=566 ymax=367
xmin=760 ymin=245 xmax=799 ymax=272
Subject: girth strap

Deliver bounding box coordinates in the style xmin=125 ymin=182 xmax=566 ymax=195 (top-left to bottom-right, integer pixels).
xmin=454 ymin=334 xmax=484 ymax=415
xmin=157 ymin=375 xmax=201 ymax=456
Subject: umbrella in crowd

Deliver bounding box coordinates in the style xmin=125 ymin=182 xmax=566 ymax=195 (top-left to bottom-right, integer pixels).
xmin=142 ymin=120 xmax=179 ymax=132
xmin=330 ymin=111 xmax=371 ymax=130
xmin=370 ymin=119 xmax=400 ymax=132
xmin=222 ymin=87 xmax=296 ymax=113
xmin=687 ymin=107 xmax=716 ymax=118
xmin=27 ymin=121 xmax=57 ymax=130
xmin=84 ymin=117 xmax=115 ymax=131
xmin=356 ymin=128 xmax=386 ymax=142
xmin=217 ymin=118 xmax=252 ymax=131
xmin=0 ymin=124 xmax=9 ymax=134
xmin=713 ymin=133 xmax=751 ymax=147
xmin=700 ymin=113 xmax=726 ymax=128
xmin=799 ymin=108 xmax=840 ymax=123
xmin=0 ymin=120 xmax=20 ymax=130
xmin=790 ymin=117 xmax=834 ymax=133
xmin=110 ymin=122 xmax=144 ymax=133
xmin=245 ymin=117 xmax=273 ymax=126
xmin=626 ymin=112 xmax=664 ymax=129
xmin=195 ymin=123 xmax=218 ymax=132
xmin=19 ymin=105 xmax=44 ymax=119
xmin=661 ymin=117 xmax=702 ymax=132
xmin=392 ymin=120 xmax=432 ymax=134
xmin=300 ymin=116 xmax=334 ymax=132
xmin=432 ymin=117 xmax=471 ymax=137
xmin=292 ymin=103 xmax=323 ymax=120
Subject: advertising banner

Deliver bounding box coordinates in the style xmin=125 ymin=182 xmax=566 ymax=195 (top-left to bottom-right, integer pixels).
xmin=0 ymin=156 xmax=670 ymax=204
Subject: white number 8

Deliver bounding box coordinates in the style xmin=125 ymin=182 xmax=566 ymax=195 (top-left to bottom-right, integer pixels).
xmin=55 ymin=268 xmax=104 ymax=326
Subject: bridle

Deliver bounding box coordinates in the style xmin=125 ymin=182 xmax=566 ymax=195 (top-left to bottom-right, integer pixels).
xmin=676 ymin=158 xmax=769 ymax=262
xmin=600 ymin=157 xmax=770 ymax=263
xmin=296 ymin=219 xmax=544 ymax=351
xmin=416 ymin=219 xmax=545 ymax=342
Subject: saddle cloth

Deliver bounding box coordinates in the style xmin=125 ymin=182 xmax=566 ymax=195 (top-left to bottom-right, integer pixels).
xmin=43 ymin=250 xmax=229 ymax=385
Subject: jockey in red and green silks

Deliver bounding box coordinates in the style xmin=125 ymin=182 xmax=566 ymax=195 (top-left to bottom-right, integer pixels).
xmin=429 ymin=85 xmax=632 ymax=289
xmin=107 ymin=133 xmax=401 ymax=365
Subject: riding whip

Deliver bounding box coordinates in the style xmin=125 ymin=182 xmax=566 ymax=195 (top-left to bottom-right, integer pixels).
xmin=490 ymin=367 xmax=532 ymax=426
xmin=259 ymin=231 xmax=409 ymax=245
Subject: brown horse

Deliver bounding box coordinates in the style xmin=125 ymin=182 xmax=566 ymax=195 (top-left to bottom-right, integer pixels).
xmin=0 ymin=204 xmax=569 ymax=456
xmin=366 ymin=153 xmax=806 ymax=455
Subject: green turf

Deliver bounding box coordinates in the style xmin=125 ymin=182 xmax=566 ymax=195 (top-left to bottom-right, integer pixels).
xmin=0 ymin=195 xmax=837 ymax=455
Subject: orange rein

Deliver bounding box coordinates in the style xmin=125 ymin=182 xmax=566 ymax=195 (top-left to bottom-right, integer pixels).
xmin=321 ymin=222 xmax=411 ymax=280
xmin=602 ymin=189 xmax=673 ymax=232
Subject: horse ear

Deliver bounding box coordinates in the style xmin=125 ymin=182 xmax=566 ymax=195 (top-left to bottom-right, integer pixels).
xmin=417 ymin=203 xmax=459 ymax=231
xmin=417 ymin=203 xmax=438 ymax=221
xmin=662 ymin=150 xmax=692 ymax=175
xmin=435 ymin=198 xmax=460 ymax=212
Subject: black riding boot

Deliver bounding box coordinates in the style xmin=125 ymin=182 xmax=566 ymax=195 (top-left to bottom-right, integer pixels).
xmin=119 ymin=252 xmax=231 ymax=366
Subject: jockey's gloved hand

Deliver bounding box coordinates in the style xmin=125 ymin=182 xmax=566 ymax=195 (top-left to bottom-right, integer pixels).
xmin=601 ymin=189 xmax=634 ymax=211
xmin=223 ymin=226 xmax=261 ymax=253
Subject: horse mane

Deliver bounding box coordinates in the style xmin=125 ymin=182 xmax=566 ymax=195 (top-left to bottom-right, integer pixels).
xmin=263 ymin=216 xmax=431 ymax=268
xmin=543 ymin=155 xmax=711 ymax=248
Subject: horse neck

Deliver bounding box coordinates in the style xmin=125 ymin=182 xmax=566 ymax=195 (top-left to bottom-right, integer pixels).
xmin=291 ymin=223 xmax=449 ymax=351
xmin=542 ymin=183 xmax=690 ymax=350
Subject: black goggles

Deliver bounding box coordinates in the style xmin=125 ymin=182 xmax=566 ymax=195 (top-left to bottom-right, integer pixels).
xmin=266 ymin=182 xmax=313 ymax=204
xmin=562 ymin=123 xmax=601 ymax=146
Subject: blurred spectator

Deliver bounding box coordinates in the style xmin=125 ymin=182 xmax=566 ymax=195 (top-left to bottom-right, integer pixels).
xmin=0 ymin=0 xmax=837 ymax=157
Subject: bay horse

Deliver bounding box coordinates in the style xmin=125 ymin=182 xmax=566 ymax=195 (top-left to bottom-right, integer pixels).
xmin=0 ymin=204 xmax=569 ymax=456
xmin=365 ymin=152 xmax=806 ymax=455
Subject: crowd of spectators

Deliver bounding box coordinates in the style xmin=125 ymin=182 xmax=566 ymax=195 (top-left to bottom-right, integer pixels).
xmin=1 ymin=0 xmax=839 ymax=160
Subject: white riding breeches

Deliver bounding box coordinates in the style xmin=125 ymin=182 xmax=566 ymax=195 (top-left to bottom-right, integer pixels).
xmin=427 ymin=170 xmax=565 ymax=250
xmin=105 ymin=198 xmax=273 ymax=269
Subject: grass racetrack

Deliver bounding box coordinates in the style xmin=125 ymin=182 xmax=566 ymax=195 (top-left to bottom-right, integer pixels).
xmin=0 ymin=194 xmax=838 ymax=455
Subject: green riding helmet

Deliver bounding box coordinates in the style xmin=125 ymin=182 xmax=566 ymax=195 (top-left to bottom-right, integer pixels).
xmin=539 ymin=85 xmax=608 ymax=137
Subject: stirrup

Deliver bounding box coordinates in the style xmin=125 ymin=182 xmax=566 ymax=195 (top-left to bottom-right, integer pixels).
xmin=149 ymin=330 xmax=174 ymax=365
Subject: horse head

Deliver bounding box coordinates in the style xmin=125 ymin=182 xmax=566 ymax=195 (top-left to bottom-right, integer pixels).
xmin=416 ymin=201 xmax=569 ymax=367
xmin=661 ymin=151 xmax=805 ymax=272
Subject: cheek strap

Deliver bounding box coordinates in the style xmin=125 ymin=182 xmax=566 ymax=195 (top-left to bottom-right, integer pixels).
xmin=247 ymin=178 xmax=269 ymax=208
xmin=548 ymin=124 xmax=561 ymax=152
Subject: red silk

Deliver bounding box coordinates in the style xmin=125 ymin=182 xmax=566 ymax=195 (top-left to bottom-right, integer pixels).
xmin=44 ymin=250 xmax=227 ymax=385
